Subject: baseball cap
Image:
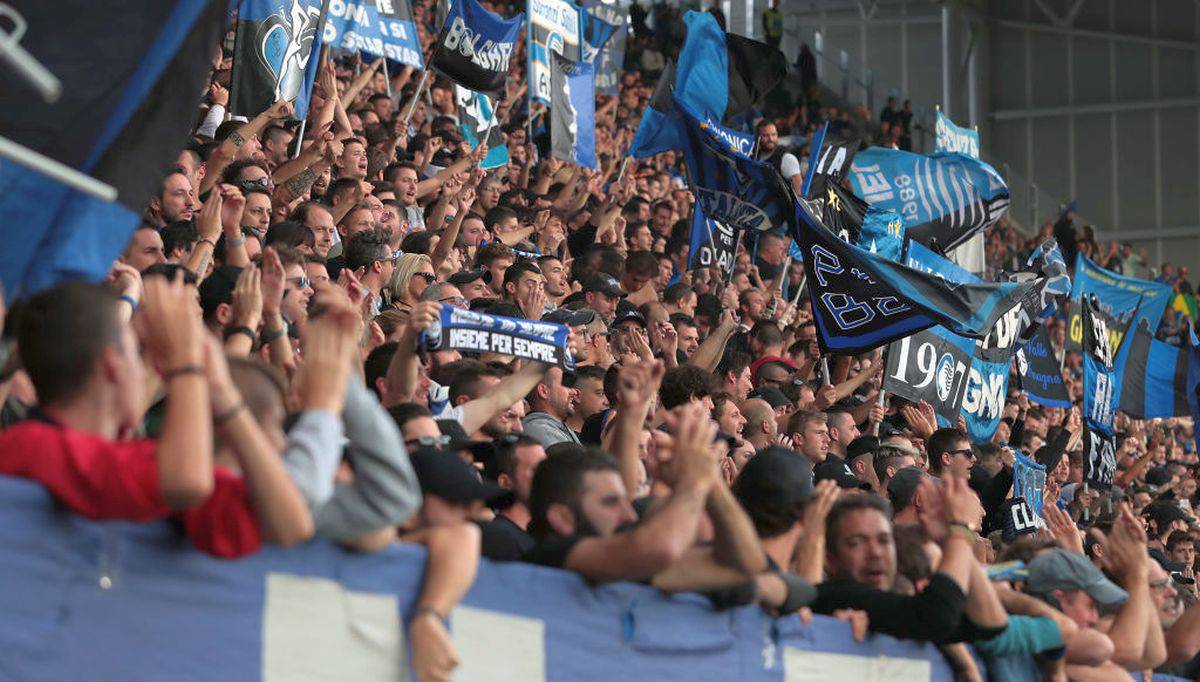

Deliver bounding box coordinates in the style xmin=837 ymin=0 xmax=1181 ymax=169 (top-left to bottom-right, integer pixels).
xmin=749 ymin=355 xmax=800 ymax=379
xmin=814 ymin=457 xmax=871 ymax=490
xmin=582 ymin=273 xmax=627 ymax=298
xmin=409 ymin=446 xmax=515 ymax=507
xmin=485 ymin=302 xmax=524 ymax=319
xmin=846 ymin=435 xmax=879 ymax=461
xmin=732 ymin=446 xmax=814 ymax=511
xmin=542 ymin=307 xmax=596 ymax=327
xmin=747 ymin=386 xmax=791 ymax=410
xmin=1147 ymin=501 xmax=1189 ymax=531
xmin=198 ymin=265 xmax=242 ymax=319
xmin=613 ymin=300 xmax=647 ymax=328
xmin=1145 ymin=466 xmax=1173 ymax=488
xmin=887 ymin=466 xmax=932 ymax=513
xmin=1025 ymin=548 xmax=1128 ymax=608
xmin=447 ymin=268 xmax=492 ymax=286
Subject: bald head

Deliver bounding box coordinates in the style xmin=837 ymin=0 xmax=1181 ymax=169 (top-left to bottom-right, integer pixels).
xmin=739 ymin=398 xmax=777 ymax=448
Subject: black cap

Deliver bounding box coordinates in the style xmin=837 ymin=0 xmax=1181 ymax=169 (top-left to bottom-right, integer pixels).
xmin=613 ymin=300 xmax=647 ymax=328
xmin=1147 ymin=501 xmax=1189 ymax=531
xmin=436 ymin=419 xmax=494 ymax=460
xmin=887 ymin=466 xmax=932 ymax=512
xmin=447 ymin=268 xmax=492 ymax=286
xmin=582 ymin=273 xmax=627 ymax=298
xmin=199 ymin=265 xmax=243 ymax=318
xmin=410 ymin=446 xmax=514 ymax=507
xmin=1146 ymin=466 xmax=1173 ymax=487
xmin=747 ymin=386 xmax=791 ymax=410
xmin=814 ymin=456 xmax=871 ymax=490
xmin=732 ymin=446 xmax=814 ymax=509
xmin=846 ymin=435 xmax=879 ymax=461
xmin=542 ymin=307 xmax=597 ymax=327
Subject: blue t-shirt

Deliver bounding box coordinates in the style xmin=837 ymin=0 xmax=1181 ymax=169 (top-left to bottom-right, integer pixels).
xmin=974 ymin=615 xmax=1064 ymax=682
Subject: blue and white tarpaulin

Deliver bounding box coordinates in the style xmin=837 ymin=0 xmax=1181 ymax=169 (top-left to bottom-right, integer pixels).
xmin=322 ymin=0 xmax=425 ymax=69
xmin=527 ymin=0 xmax=583 ymax=104
xmin=422 ymin=305 xmax=576 ymax=371
xmin=848 ymin=148 xmax=1009 ymax=254
xmin=933 ymin=110 xmax=980 ymax=159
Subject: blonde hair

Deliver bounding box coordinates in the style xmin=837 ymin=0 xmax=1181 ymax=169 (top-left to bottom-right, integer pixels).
xmin=387 ymin=253 xmax=432 ymax=303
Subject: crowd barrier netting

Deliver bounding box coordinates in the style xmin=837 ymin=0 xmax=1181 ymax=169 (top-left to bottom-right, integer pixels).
xmin=0 ymin=477 xmax=959 ymax=681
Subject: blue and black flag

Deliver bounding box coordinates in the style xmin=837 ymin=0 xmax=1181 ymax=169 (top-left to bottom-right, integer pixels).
xmin=1015 ymin=326 xmax=1070 ymax=409
xmin=1118 ymin=320 xmax=1191 ymax=419
xmin=675 ymin=97 xmax=794 ymax=234
xmin=0 ymin=0 xmax=227 ymax=300
xmin=1081 ymin=294 xmax=1118 ymax=435
xmin=429 ymin=0 xmax=523 ymax=94
xmin=229 ymin=0 xmax=326 ymax=119
xmin=793 ymin=197 xmax=1049 ymax=355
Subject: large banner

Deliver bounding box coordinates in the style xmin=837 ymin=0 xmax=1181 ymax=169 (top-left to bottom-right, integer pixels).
xmin=422 ymin=305 xmax=576 ymax=371
xmin=1066 ymin=254 xmax=1172 ymax=352
xmin=1120 ymin=320 xmax=1192 ymax=419
xmin=687 ymin=209 xmax=738 ymax=277
xmin=1014 ymin=326 xmax=1070 ymax=408
xmin=549 ymin=55 xmax=596 ymax=169
xmin=429 ymin=0 xmax=523 ymax=94
xmin=848 ymin=148 xmax=1009 ymax=254
xmin=883 ymin=328 xmax=972 ymax=422
xmin=527 ymin=0 xmax=583 ymax=104
xmin=322 ymin=0 xmax=425 ymax=68
xmin=933 ymin=110 xmax=980 ymax=159
xmin=230 ymin=0 xmax=325 ymax=118
xmin=581 ymin=0 xmax=627 ymax=95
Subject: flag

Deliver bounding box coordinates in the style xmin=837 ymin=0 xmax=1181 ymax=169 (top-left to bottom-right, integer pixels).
xmin=323 ymin=0 xmax=425 ymax=69
xmin=848 ymin=147 xmax=1010 ymax=254
xmin=581 ymin=0 xmax=627 ymax=95
xmin=801 ymin=121 xmax=860 ymax=199
xmin=882 ymin=328 xmax=973 ymax=422
xmin=455 ymin=87 xmax=509 ymax=170
xmin=687 ymin=209 xmax=738 ymax=277
xmin=421 ymin=305 xmax=576 ymax=372
xmin=429 ymin=0 xmax=523 ymax=94
xmin=229 ymin=0 xmax=325 ymax=119
xmin=549 ymin=55 xmax=596 ymax=169
xmin=793 ymin=198 xmax=1048 ymax=355
xmin=1012 ymin=451 xmax=1047 ymax=519
xmin=1118 ymin=320 xmax=1192 ymax=419
xmin=628 ymin=11 xmax=785 ymax=158
xmin=527 ymin=0 xmax=583 ymax=104
xmin=1083 ymin=429 xmax=1117 ymax=490
xmin=1066 ymin=253 xmax=1171 ymax=352
xmin=1014 ymin=326 xmax=1070 ymax=408
xmin=1172 ymin=292 xmax=1199 ymax=322
xmin=675 ymin=97 xmax=793 ymax=234
xmin=1188 ymin=323 xmax=1200 ymax=456
xmin=1081 ymin=295 xmax=1117 ymax=435
xmin=0 ymin=0 xmax=227 ymax=301
xmin=934 ymin=110 xmax=980 ymax=159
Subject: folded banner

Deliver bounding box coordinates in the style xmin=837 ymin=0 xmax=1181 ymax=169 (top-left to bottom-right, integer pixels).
xmin=1066 ymin=253 xmax=1172 ymax=352
xmin=549 ymin=54 xmax=596 ymax=168
xmin=882 ymin=328 xmax=972 ymax=422
xmin=456 ymin=86 xmax=509 ymax=170
xmin=583 ymin=2 xmax=627 ymax=95
xmin=1118 ymin=320 xmax=1191 ymax=419
xmin=934 ymin=110 xmax=980 ymax=159
xmin=322 ymin=0 xmax=424 ymax=68
xmin=422 ymin=306 xmax=575 ymax=371
xmin=629 ymin=12 xmax=784 ymax=158
xmin=527 ymin=0 xmax=583 ymax=104
xmin=1012 ymin=451 xmax=1047 ymax=519
xmin=687 ymin=208 xmax=738 ymax=277
xmin=848 ymin=148 xmax=1009 ymax=254
xmin=794 ymin=198 xmax=1049 ymax=357
xmin=1081 ymin=295 xmax=1117 ymax=435
xmin=429 ymin=0 xmax=523 ymax=94
xmin=801 ymin=121 xmax=860 ymax=199
xmin=0 ymin=0 xmax=226 ymax=300
xmin=1083 ymin=428 xmax=1117 ymax=490
xmin=230 ymin=0 xmax=325 ymax=118
xmin=1001 ymin=497 xmax=1040 ymax=543
xmin=1014 ymin=326 xmax=1070 ymax=408
xmin=676 ymin=98 xmax=793 ymax=234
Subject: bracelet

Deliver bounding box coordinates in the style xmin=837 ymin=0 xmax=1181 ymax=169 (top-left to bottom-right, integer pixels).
xmin=227 ymin=233 xmax=246 ymax=247
xmin=947 ymin=521 xmax=980 ymax=537
xmin=260 ymin=326 xmax=286 ymax=343
xmin=214 ymin=400 xmax=247 ymax=424
xmin=162 ymin=365 xmax=204 ymax=381
xmin=223 ymin=325 xmax=256 ymax=342
xmin=411 ymin=607 xmax=449 ymax=626
xmin=118 ymin=294 xmax=139 ymax=311
xmin=198 ymin=238 xmax=216 ymax=249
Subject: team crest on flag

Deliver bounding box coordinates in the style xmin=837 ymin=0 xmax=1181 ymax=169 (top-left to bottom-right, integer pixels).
xmin=231 ymin=0 xmax=325 ymax=118
xmin=258 ymin=0 xmax=322 ymax=102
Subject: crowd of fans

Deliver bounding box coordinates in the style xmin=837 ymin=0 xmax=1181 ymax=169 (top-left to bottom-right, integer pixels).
xmin=4 ymin=2 xmax=1200 ymax=681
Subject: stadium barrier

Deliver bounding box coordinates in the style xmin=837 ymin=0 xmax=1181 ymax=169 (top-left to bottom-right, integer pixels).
xmin=0 ymin=477 xmax=958 ymax=680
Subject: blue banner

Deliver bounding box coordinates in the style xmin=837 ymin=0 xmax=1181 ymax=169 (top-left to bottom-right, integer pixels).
xmin=527 ymin=0 xmax=583 ymax=104
xmin=1012 ymin=451 xmax=1047 ymax=519
xmin=934 ymin=110 xmax=980 ymax=159
xmin=581 ymin=1 xmax=627 ymax=95
xmin=422 ymin=305 xmax=576 ymax=371
xmin=1066 ymin=253 xmax=1172 ymax=352
xmin=549 ymin=56 xmax=597 ymax=169
xmin=0 ymin=478 xmax=959 ymax=681
xmin=1118 ymin=320 xmax=1191 ymax=419
xmin=430 ymin=0 xmax=523 ymax=94
xmin=1015 ymin=326 xmax=1070 ymax=408
xmin=230 ymin=0 xmax=325 ymax=118
xmin=322 ymin=0 xmax=425 ymax=69
xmin=1081 ymin=296 xmax=1117 ymax=435
xmin=687 ymin=208 xmax=738 ymax=276
xmin=848 ymin=148 xmax=1009 ymax=253
xmin=857 ymin=206 xmax=904 ymax=261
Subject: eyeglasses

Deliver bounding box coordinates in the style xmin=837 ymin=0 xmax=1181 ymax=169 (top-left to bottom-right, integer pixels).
xmin=947 ymin=448 xmax=975 ymax=459
xmin=415 ymin=272 xmax=437 ymax=283
xmin=288 ymin=276 xmax=312 ymax=289
xmin=440 ymin=295 xmax=468 ymax=308
xmin=405 ymin=435 xmax=451 ymax=449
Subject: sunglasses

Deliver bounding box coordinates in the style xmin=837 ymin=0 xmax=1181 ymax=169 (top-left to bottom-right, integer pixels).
xmin=947 ymin=448 xmax=975 ymax=459
xmin=415 ymin=272 xmax=437 ymax=283
xmin=440 ymin=295 xmax=468 ymax=308
xmin=405 ymin=435 xmax=451 ymax=449
xmin=288 ymin=276 xmax=312 ymax=289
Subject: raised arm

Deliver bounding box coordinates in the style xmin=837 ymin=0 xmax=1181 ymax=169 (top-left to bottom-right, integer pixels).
xmin=428 ymin=187 xmax=474 ymax=274
xmin=604 ymin=361 xmax=665 ymax=499
xmin=201 ymin=100 xmax=293 ymax=195
xmin=458 ymin=360 xmax=549 ymax=435
xmin=689 ymin=310 xmax=737 ymax=372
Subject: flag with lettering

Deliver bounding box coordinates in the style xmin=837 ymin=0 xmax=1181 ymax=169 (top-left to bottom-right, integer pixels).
xmin=1065 ymin=253 xmax=1171 ymax=353
xmin=1081 ymin=295 xmax=1117 ymax=435
xmin=848 ymin=147 xmax=1009 ymax=254
xmin=1083 ymin=428 xmax=1116 ymax=490
xmin=581 ymin=1 xmax=626 ymax=95
xmin=882 ymin=328 xmax=973 ymax=422
xmin=934 ymin=110 xmax=980 ymax=159
xmin=802 ymin=121 xmax=860 ymax=199
xmin=422 ymin=306 xmax=575 ymax=372
xmin=1014 ymin=326 xmax=1070 ymax=408
xmin=322 ymin=0 xmax=425 ymax=69
xmin=429 ymin=0 xmax=523 ymax=94
xmin=687 ymin=208 xmax=738 ymax=277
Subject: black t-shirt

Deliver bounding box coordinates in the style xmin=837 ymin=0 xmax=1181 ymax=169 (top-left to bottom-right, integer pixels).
xmin=478 ymin=515 xmax=534 ymax=561
xmin=813 ymin=574 xmax=990 ymax=644
xmin=521 ymin=534 xmax=583 ymax=569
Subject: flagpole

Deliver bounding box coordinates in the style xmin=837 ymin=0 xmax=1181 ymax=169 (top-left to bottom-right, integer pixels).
xmin=382 ymin=57 xmax=391 ymax=98
xmin=871 ymin=389 xmax=887 ymax=436
xmin=0 ymin=134 xmax=116 ymax=201
xmin=820 ymin=357 xmax=831 ymax=386
xmin=293 ymin=0 xmax=332 ymax=159
xmin=401 ymin=68 xmax=432 ymax=126
xmin=792 ymin=274 xmax=806 ymax=305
